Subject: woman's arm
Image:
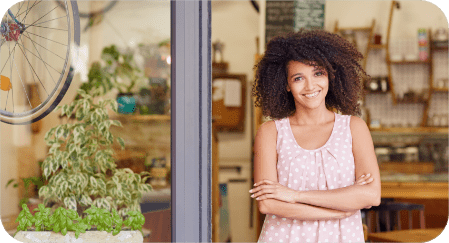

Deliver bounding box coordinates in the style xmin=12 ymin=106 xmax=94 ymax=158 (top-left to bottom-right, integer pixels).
xmin=254 ymin=121 xmax=353 ymax=220
xmin=294 ymin=117 xmax=381 ymax=211
xmin=253 ymin=117 xmax=381 ymax=212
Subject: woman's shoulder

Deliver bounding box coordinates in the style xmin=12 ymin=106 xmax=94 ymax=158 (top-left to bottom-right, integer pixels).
xmin=257 ymin=120 xmax=276 ymax=134
xmin=349 ymin=116 xmax=370 ymax=136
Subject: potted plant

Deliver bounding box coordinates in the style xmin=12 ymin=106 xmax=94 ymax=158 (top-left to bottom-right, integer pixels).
xmin=5 ymin=172 xmax=45 ymax=215
xmin=76 ymin=45 xmax=145 ymax=114
xmin=12 ymin=88 xmax=152 ymax=242
xmin=103 ymin=45 xmax=145 ymax=114
xmin=5 ymin=160 xmax=46 ymax=215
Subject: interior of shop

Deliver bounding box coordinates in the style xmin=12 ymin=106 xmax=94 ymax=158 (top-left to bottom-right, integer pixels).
xmin=1 ymin=1 xmax=171 ymax=241
xmin=0 ymin=0 xmax=447 ymax=243
xmin=211 ymin=1 xmax=448 ymax=242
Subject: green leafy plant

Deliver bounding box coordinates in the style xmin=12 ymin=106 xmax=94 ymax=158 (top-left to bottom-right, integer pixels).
xmin=14 ymin=204 xmax=145 ymax=239
xmin=39 ymin=89 xmax=152 ymax=218
xmin=123 ymin=210 xmax=145 ymax=235
xmin=16 ymin=204 xmax=35 ymax=233
xmin=33 ymin=203 xmax=52 ymax=231
xmin=5 ymin=161 xmax=46 ymax=207
xmin=83 ymin=205 xmax=113 ymax=232
xmin=78 ymin=45 xmax=145 ymax=98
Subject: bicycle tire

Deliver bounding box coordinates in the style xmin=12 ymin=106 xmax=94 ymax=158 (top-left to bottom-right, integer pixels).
xmin=0 ymin=0 xmax=80 ymax=125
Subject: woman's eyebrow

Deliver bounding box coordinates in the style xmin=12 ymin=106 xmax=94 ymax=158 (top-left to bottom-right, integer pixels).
xmin=289 ymin=73 xmax=303 ymax=78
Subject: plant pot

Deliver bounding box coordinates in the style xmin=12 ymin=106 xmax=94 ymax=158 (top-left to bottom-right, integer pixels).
xmin=14 ymin=230 xmax=143 ymax=243
xmin=116 ymin=93 xmax=136 ymax=114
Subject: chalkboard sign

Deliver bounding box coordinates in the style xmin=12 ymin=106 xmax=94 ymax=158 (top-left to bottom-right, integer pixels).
xmin=265 ymin=0 xmax=325 ymax=45
xmin=294 ymin=0 xmax=325 ymax=31
xmin=265 ymin=1 xmax=295 ymax=45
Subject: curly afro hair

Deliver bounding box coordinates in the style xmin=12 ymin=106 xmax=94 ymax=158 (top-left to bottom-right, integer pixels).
xmin=252 ymin=29 xmax=369 ymax=119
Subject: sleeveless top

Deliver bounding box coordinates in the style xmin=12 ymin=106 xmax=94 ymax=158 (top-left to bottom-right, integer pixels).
xmin=257 ymin=113 xmax=364 ymax=243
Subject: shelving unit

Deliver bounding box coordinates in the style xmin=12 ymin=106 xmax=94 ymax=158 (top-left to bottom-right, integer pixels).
xmin=113 ymin=114 xmax=171 ymax=122
xmin=336 ymin=1 xmax=448 ymax=129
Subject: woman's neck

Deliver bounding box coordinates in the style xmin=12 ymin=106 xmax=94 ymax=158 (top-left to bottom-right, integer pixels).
xmin=289 ymin=105 xmax=334 ymax=126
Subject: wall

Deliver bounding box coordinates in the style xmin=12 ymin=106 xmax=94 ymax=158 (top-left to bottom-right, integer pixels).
xmin=212 ymin=1 xmax=259 ymax=163
xmin=324 ymin=0 xmax=447 ymax=40
xmin=212 ymin=1 xmax=260 ymax=242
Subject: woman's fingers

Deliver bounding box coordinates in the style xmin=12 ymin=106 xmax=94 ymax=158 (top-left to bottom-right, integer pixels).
xmin=253 ymin=179 xmax=275 ymax=187
xmin=251 ymin=188 xmax=274 ymax=199
xmin=356 ymin=177 xmax=374 ymax=186
xmin=356 ymin=173 xmax=373 ymax=185
xmin=356 ymin=173 xmax=371 ymax=181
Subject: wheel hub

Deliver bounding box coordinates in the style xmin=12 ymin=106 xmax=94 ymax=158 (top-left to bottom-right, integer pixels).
xmin=1 ymin=22 xmax=21 ymax=41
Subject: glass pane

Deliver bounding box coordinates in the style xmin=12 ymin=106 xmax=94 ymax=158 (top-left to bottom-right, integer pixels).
xmin=1 ymin=1 xmax=171 ymax=242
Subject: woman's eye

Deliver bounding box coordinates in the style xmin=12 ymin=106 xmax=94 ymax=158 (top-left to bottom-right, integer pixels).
xmin=294 ymin=77 xmax=303 ymax=81
xmin=316 ymin=72 xmax=324 ymax=76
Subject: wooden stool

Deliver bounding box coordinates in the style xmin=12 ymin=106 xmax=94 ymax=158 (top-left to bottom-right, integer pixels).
xmin=365 ymin=202 xmax=425 ymax=233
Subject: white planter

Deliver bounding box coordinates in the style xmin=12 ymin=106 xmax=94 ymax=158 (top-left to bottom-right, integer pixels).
xmin=14 ymin=230 xmax=143 ymax=243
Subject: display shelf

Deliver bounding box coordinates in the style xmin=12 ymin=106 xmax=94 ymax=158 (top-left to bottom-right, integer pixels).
xmin=390 ymin=60 xmax=430 ymax=65
xmin=370 ymin=126 xmax=448 ymax=134
xmin=113 ymin=114 xmax=171 ymax=122
xmin=432 ymin=87 xmax=449 ymax=92
xmin=431 ymin=44 xmax=448 ymax=51
xmin=368 ymin=44 xmax=387 ymax=49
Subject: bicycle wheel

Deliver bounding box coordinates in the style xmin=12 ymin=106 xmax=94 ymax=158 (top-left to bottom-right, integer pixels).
xmin=55 ymin=0 xmax=117 ymax=18
xmin=0 ymin=0 xmax=80 ymax=124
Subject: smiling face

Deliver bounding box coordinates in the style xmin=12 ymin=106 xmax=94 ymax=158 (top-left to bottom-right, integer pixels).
xmin=286 ymin=60 xmax=329 ymax=111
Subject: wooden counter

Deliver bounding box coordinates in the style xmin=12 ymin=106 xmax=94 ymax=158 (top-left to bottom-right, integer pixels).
xmin=381 ymin=181 xmax=448 ymax=199
xmin=369 ymin=228 xmax=444 ymax=242
xmin=381 ymin=181 xmax=448 ymax=229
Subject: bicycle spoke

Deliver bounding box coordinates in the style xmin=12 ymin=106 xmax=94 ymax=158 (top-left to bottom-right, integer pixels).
xmin=16 ymin=37 xmax=49 ymax=96
xmin=23 ymin=31 xmax=58 ymax=85
xmin=0 ymin=40 xmax=19 ymax=75
xmin=24 ymin=31 xmax=68 ymax=47
xmin=24 ymin=25 xmax=68 ymax=32
xmin=5 ymin=38 xmax=13 ymax=111
xmin=16 ymin=0 xmax=41 ymax=23
xmin=29 ymin=15 xmax=67 ymax=27
xmin=20 ymin=0 xmax=32 ymax=24
xmin=14 ymin=1 xmax=25 ymax=21
xmin=21 ymin=33 xmax=65 ymax=60
xmin=13 ymin=49 xmax=34 ymax=111
xmin=25 ymin=5 xmax=59 ymax=32
xmin=15 ymin=40 xmax=63 ymax=76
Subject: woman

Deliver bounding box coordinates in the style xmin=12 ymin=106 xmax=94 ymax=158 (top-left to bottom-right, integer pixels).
xmin=250 ymin=29 xmax=381 ymax=243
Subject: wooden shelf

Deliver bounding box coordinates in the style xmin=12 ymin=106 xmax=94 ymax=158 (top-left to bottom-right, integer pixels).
xmin=114 ymin=114 xmax=171 ymax=122
xmin=370 ymin=126 xmax=448 ymax=134
xmin=432 ymin=87 xmax=448 ymax=93
xmin=390 ymin=60 xmax=430 ymax=65
xmin=337 ymin=26 xmax=371 ymax=32
xmin=431 ymin=44 xmax=448 ymax=51
xmin=368 ymin=44 xmax=386 ymax=49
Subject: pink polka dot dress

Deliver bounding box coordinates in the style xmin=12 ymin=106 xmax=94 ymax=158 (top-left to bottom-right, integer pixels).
xmin=258 ymin=113 xmax=364 ymax=243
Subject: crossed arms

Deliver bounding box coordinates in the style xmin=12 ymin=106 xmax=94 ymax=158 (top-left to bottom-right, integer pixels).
xmin=252 ymin=116 xmax=381 ymax=221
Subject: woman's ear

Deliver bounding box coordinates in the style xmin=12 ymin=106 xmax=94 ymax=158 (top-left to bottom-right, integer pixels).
xmin=286 ymin=85 xmax=291 ymax=92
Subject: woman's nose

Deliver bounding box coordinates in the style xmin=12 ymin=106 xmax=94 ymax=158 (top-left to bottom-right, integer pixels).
xmin=305 ymin=78 xmax=314 ymax=90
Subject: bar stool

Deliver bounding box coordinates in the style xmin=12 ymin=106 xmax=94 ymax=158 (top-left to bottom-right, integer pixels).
xmin=364 ymin=201 xmax=425 ymax=233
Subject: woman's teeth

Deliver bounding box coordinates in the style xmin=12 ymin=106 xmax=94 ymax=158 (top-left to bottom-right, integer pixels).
xmin=304 ymin=91 xmax=320 ymax=98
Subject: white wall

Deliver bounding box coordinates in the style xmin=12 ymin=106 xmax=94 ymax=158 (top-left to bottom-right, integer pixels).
xmin=324 ymin=0 xmax=448 ymax=41
xmin=212 ymin=1 xmax=260 ymax=242
xmin=212 ymin=0 xmax=259 ymax=163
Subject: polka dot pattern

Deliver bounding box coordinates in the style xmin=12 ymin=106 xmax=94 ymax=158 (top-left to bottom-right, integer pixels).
xmin=258 ymin=113 xmax=364 ymax=243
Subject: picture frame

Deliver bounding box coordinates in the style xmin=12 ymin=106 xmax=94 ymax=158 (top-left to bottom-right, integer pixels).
xmin=212 ymin=74 xmax=246 ymax=132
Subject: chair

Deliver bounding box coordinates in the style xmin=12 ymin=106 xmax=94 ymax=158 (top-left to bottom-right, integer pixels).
xmin=364 ymin=201 xmax=425 ymax=233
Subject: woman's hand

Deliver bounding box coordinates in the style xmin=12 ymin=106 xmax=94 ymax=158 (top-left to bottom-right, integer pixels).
xmin=250 ymin=179 xmax=299 ymax=203
xmin=355 ymin=173 xmax=374 ymax=186
xmin=355 ymin=173 xmax=375 ymax=209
